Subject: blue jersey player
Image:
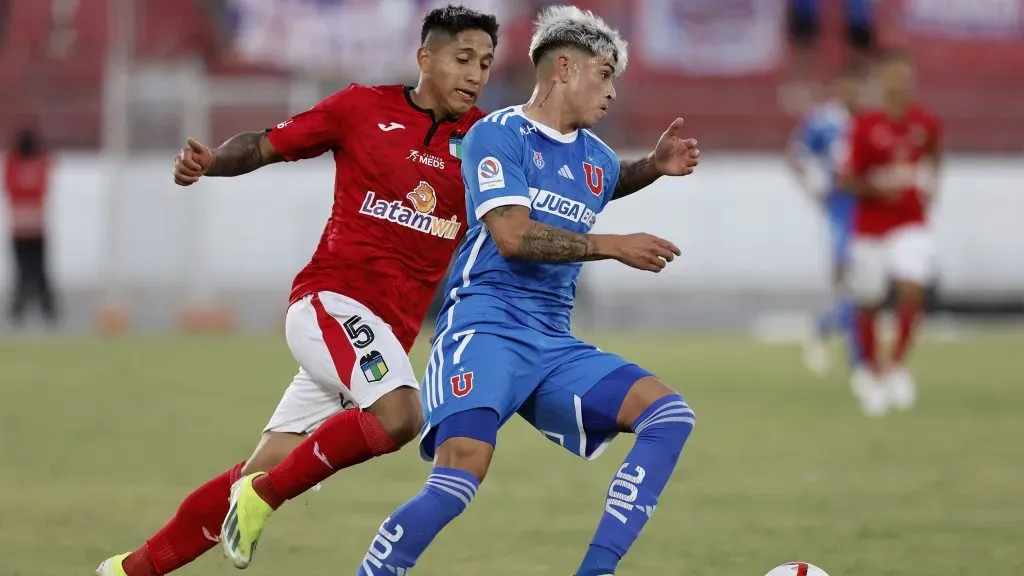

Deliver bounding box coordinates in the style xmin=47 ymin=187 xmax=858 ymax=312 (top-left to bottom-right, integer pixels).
xmin=356 ymin=6 xmax=700 ymax=576
xmin=786 ymin=62 xmax=865 ymax=376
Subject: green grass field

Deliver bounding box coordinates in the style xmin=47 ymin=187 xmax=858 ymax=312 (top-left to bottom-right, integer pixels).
xmin=1 ymin=331 xmax=1022 ymax=576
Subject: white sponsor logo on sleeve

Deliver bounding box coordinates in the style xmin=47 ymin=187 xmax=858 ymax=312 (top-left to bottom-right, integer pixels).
xmin=477 ymin=156 xmax=505 ymax=192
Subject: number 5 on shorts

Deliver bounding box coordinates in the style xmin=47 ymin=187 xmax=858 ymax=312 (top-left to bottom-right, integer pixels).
xmin=344 ymin=316 xmax=375 ymax=349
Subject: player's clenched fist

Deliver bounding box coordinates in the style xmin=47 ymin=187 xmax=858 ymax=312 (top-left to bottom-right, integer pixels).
xmin=173 ymin=138 xmax=214 ymax=186
xmin=602 ymin=233 xmax=681 ymax=273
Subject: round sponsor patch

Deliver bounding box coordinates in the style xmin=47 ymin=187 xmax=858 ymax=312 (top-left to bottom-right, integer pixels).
xmin=479 ymin=157 xmax=500 ymax=178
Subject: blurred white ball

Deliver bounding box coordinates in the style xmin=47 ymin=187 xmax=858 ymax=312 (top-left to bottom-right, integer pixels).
xmin=763 ymin=561 xmax=830 ymax=576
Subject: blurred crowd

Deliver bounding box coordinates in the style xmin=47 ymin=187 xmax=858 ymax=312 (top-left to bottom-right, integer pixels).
xmin=0 ymin=0 xmax=1021 ymax=152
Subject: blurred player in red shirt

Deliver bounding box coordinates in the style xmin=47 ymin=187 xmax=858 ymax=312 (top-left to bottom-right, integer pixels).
xmin=842 ymin=50 xmax=941 ymax=417
xmin=3 ymin=127 xmax=58 ymax=328
xmin=96 ymin=5 xmax=497 ymax=576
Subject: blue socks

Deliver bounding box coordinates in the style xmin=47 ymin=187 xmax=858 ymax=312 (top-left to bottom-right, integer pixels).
xmin=357 ymin=396 xmax=695 ymax=576
xmin=817 ymin=297 xmax=861 ymax=367
xmin=357 ymin=467 xmax=478 ymax=575
xmin=576 ymin=394 xmax=695 ymax=576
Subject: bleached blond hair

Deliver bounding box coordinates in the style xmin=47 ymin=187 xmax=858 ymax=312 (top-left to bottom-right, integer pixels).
xmin=528 ymin=5 xmax=629 ymax=77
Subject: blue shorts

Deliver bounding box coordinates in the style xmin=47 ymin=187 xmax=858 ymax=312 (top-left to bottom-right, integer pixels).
xmin=419 ymin=304 xmax=651 ymax=461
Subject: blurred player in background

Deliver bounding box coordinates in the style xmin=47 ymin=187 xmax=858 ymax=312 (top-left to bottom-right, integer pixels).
xmin=96 ymin=5 xmax=498 ymax=575
xmin=786 ymin=62 xmax=866 ymax=376
xmin=4 ymin=126 xmax=58 ymax=329
xmin=326 ymin=6 xmax=697 ymax=574
xmin=842 ymin=50 xmax=941 ymax=417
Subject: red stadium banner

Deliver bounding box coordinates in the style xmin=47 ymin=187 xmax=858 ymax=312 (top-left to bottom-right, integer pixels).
xmin=225 ymin=0 xmax=529 ymax=78
xmin=226 ymin=0 xmax=422 ymax=79
xmin=634 ymin=0 xmax=787 ymax=75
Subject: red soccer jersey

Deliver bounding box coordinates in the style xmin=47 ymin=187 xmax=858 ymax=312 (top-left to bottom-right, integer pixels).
xmin=846 ymin=105 xmax=942 ymax=236
xmin=267 ymin=84 xmax=485 ymax=351
xmin=3 ymin=152 xmax=50 ymax=237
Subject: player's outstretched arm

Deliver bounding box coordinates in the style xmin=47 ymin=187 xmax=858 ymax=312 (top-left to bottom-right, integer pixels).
xmin=612 ymin=118 xmax=700 ymax=201
xmin=173 ymin=132 xmax=282 ymax=186
xmin=207 ymin=131 xmax=283 ymax=177
xmin=612 ymin=154 xmax=659 ymax=201
xmin=482 ymin=205 xmax=680 ymax=272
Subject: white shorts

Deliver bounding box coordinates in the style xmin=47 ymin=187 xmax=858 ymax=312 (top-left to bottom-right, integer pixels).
xmin=849 ymin=225 xmax=936 ymax=303
xmin=263 ymin=291 xmax=419 ymax=434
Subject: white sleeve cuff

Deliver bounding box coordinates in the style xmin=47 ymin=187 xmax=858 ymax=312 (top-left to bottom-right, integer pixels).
xmin=475 ymin=195 xmax=532 ymax=220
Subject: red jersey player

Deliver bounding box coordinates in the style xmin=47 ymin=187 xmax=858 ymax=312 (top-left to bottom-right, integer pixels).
xmin=96 ymin=6 xmax=498 ymax=576
xmin=842 ymin=50 xmax=941 ymax=417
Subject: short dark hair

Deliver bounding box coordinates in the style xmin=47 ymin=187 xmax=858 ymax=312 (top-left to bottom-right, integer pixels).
xmin=420 ymin=4 xmax=499 ymax=48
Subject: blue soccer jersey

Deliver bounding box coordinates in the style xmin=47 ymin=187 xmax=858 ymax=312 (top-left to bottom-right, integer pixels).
xmin=792 ymin=99 xmax=856 ymax=263
xmin=419 ymin=106 xmax=658 ymax=462
xmin=437 ymin=105 xmax=621 ymax=332
xmin=793 ymin=100 xmax=850 ymax=190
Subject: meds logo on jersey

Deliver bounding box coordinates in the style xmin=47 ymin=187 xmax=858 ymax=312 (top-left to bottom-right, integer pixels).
xmin=359 ymin=181 xmax=461 ymax=240
xmin=359 ymin=351 xmax=389 ymax=383
xmin=529 ymin=187 xmax=598 ymax=229
xmin=406 ymin=149 xmax=445 ymax=170
xmin=477 ymin=156 xmax=505 ymax=192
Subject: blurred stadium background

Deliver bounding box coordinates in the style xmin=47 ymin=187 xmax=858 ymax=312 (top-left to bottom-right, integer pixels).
xmin=1 ymin=1 xmax=1022 ymax=575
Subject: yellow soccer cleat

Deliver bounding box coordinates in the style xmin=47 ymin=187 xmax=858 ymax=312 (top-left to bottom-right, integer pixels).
xmin=94 ymin=553 xmax=129 ymax=576
xmin=221 ymin=472 xmax=275 ymax=569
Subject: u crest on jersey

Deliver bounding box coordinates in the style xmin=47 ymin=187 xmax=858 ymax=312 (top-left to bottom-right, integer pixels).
xmin=582 ymin=162 xmax=604 ymax=196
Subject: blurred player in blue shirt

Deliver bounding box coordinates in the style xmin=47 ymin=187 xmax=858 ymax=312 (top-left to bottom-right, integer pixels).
xmin=356 ymin=6 xmax=701 ymax=576
xmin=786 ymin=61 xmax=866 ymax=375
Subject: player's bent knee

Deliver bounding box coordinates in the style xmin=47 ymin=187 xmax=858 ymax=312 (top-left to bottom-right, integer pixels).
xmin=631 ymin=393 xmax=696 ymax=461
xmin=617 ymin=375 xmax=679 ymax=430
xmin=242 ymin=431 xmax=305 ymax=475
xmin=366 ymin=386 xmax=423 ymax=446
xmin=434 ymin=436 xmax=494 ymax=482
xmin=431 ymin=408 xmax=499 ymax=482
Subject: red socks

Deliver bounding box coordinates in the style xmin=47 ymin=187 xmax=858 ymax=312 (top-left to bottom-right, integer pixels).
xmin=856 ymin=301 xmax=922 ymax=374
xmin=118 ymin=411 xmax=397 ymax=574
xmin=122 ymin=461 xmax=245 ymax=576
xmin=253 ymin=409 xmax=398 ymax=509
xmin=856 ymin=308 xmax=878 ymax=372
xmin=892 ymin=300 xmax=921 ymax=365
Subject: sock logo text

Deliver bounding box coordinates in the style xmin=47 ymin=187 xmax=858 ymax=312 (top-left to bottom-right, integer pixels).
xmin=362 ymin=517 xmax=405 ymax=573
xmin=604 ymin=463 xmax=646 ymax=524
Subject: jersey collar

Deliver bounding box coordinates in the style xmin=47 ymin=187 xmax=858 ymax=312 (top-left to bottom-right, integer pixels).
xmin=517 ymin=105 xmax=578 ymax=144
xmin=404 ymin=85 xmax=458 ymax=123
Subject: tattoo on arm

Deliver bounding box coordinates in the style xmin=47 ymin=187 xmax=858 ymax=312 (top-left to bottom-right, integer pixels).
xmin=487 ymin=206 xmax=599 ymax=263
xmin=612 ymin=156 xmax=659 ymax=200
xmin=516 ymin=222 xmax=597 ymax=262
xmin=206 ymin=131 xmax=272 ymax=177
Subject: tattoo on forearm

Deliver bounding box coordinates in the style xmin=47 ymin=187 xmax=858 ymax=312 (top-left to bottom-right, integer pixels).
xmin=613 ymin=156 xmax=659 ymax=200
xmin=206 ymin=131 xmax=268 ymax=177
xmin=515 ymin=222 xmax=597 ymax=263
